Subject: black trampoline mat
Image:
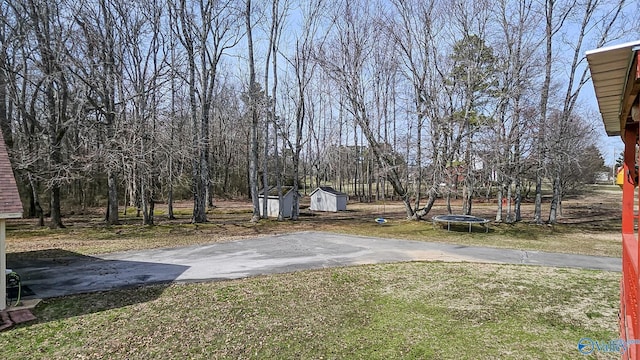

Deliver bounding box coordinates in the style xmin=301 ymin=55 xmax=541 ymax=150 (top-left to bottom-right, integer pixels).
xmin=432 ymin=215 xmax=489 ymax=223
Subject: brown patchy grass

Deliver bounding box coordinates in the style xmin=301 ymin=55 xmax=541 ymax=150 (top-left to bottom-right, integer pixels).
xmin=5 ymin=185 xmax=622 ymax=258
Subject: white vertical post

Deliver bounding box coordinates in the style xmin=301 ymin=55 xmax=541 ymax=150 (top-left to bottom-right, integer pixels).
xmin=0 ymin=219 xmax=6 ymax=311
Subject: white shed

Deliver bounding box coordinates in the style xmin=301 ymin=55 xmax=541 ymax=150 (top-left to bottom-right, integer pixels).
xmin=310 ymin=187 xmax=348 ymax=212
xmin=258 ymin=186 xmax=295 ymax=218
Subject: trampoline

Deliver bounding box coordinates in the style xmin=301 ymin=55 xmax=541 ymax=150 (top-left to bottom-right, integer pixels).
xmin=432 ymin=214 xmax=490 ymax=233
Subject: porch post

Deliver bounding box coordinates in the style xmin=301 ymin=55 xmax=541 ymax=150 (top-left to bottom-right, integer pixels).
xmin=622 ymin=126 xmax=637 ymax=235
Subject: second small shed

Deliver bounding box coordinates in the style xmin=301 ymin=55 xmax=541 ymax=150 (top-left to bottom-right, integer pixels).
xmin=258 ymin=186 xmax=295 ymax=218
xmin=310 ymin=187 xmax=348 ymax=212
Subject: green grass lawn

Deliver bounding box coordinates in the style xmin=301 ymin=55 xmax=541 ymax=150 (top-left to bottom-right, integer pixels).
xmin=323 ymin=219 xmax=622 ymax=258
xmin=0 ymin=262 xmax=619 ymax=359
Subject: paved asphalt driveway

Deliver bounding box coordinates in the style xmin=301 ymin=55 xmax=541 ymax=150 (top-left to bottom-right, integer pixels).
xmin=8 ymin=231 xmax=621 ymax=299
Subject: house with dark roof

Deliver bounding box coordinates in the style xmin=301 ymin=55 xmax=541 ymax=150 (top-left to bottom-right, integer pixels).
xmin=0 ymin=130 xmax=22 ymax=311
xmin=309 ymin=187 xmax=348 ymax=212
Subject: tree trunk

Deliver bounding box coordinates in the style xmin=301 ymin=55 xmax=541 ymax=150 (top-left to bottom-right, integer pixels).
xmin=414 ymin=188 xmax=437 ymax=219
xmin=49 ymin=185 xmax=64 ymax=229
xmin=192 ymin=158 xmax=207 ymax=223
xmin=207 ymin=144 xmax=214 ymax=209
xmin=190 ymin=133 xmax=207 ymax=222
xmin=0 ymin=63 xmax=11 ymax=149
xmin=28 ymin=175 xmax=44 ymax=226
xmin=168 ymin=155 xmax=175 ymax=220
xmin=535 ymin=0 xmax=553 ymax=225
xmin=143 ymin=171 xmax=155 ymax=226
xmin=548 ymin=170 xmax=560 ymax=224
xmin=464 ymin=185 xmax=473 ymax=216
xmin=246 ymin=0 xmax=260 ymax=222
xmin=292 ymin=152 xmax=301 ymax=220
xmin=495 ymin=185 xmax=503 ymax=222
xmin=142 ymin=177 xmax=149 ymax=225
xmin=506 ymin=182 xmax=513 ymax=223
xmin=262 ymin=123 xmax=269 ymax=219
xmin=515 ymin=177 xmax=522 ymax=222
xmin=48 ymin=123 xmax=64 ymax=229
xmin=168 ymin=185 xmax=175 ymax=220
xmin=106 ymin=169 xmax=119 ymax=224
xmin=534 ymin=176 xmax=543 ymax=224
xmin=148 ymin=198 xmax=155 ymax=225
xmin=28 ymin=183 xmax=36 ymax=218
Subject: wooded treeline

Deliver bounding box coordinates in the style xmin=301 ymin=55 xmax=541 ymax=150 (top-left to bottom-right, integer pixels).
xmin=0 ymin=0 xmax=632 ymax=227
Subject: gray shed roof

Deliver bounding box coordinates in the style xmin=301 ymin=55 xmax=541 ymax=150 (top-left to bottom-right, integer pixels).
xmin=586 ymin=40 xmax=640 ymax=136
xmin=310 ymin=186 xmax=348 ymax=197
xmin=258 ymin=186 xmax=295 ymax=198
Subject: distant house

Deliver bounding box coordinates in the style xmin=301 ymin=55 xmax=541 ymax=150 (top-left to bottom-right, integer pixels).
xmin=258 ymin=186 xmax=295 ymax=218
xmin=310 ymin=187 xmax=348 ymax=212
xmin=594 ymin=171 xmax=611 ymax=184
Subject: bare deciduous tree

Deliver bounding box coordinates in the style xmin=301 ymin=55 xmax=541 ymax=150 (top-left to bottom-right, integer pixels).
xmin=171 ymin=0 xmax=241 ymax=223
xmin=24 ymin=0 xmax=80 ymax=228
xmin=245 ymin=0 xmax=261 ymax=222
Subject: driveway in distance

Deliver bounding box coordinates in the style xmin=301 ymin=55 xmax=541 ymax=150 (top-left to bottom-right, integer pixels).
xmin=9 ymin=231 xmax=621 ymax=299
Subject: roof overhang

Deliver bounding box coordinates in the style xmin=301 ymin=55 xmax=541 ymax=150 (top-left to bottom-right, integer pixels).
xmin=586 ymin=40 xmax=640 ymax=137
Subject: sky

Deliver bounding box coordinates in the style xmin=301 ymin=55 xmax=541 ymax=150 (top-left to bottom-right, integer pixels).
xmin=235 ymin=0 xmax=637 ymax=167
xmin=579 ymin=75 xmax=622 ymax=165
xmin=570 ymin=1 xmax=639 ymax=166
xmin=271 ymin=1 xmax=638 ymax=167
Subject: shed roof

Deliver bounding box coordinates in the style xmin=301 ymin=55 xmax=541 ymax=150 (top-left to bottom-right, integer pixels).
xmin=310 ymin=186 xmax=348 ymax=197
xmin=586 ymin=40 xmax=640 ymax=136
xmin=258 ymin=186 xmax=295 ymax=198
xmin=0 ymin=131 xmax=22 ymax=218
